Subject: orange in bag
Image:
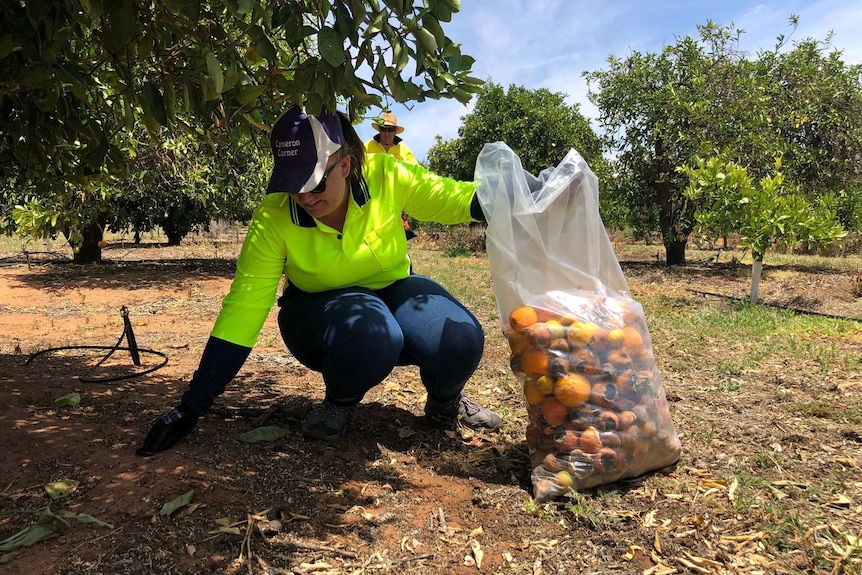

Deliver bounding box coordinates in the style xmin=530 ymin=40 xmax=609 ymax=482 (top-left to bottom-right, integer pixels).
xmin=475 ymin=143 xmax=681 ymax=502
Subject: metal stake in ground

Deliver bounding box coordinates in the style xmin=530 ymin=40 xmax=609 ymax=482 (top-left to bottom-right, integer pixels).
xmin=24 ymin=307 xmax=168 ymax=383
xmin=120 ymin=306 xmax=141 ymax=366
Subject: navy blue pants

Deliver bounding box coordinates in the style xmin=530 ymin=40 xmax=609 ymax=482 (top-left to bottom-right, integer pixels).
xmin=277 ymin=275 xmax=484 ymax=402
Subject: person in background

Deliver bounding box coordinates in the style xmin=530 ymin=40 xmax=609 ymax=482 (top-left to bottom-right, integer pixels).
xmin=136 ymin=105 xmax=501 ymax=455
xmin=364 ymin=111 xmax=417 ymax=163
xmin=365 ymin=112 xmax=418 ymax=240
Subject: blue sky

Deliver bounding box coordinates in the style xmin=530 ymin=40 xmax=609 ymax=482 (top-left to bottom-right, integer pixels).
xmin=355 ymin=0 xmax=862 ymax=163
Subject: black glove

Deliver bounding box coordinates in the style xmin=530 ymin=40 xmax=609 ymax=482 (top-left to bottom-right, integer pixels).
xmin=136 ymin=403 xmax=200 ymax=457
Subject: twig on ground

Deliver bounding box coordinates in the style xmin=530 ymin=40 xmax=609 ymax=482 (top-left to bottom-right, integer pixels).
xmin=436 ymin=507 xmax=447 ymax=532
xmin=260 ymin=532 xmax=358 ymax=559
xmin=251 ymin=404 xmax=282 ymax=427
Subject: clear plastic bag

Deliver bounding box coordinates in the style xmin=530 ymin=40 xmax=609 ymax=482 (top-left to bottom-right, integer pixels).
xmin=475 ymin=143 xmax=681 ymax=502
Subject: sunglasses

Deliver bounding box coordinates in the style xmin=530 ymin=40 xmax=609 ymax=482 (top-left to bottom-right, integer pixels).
xmin=379 ymin=126 xmax=396 ymax=133
xmin=290 ymin=159 xmax=340 ymax=195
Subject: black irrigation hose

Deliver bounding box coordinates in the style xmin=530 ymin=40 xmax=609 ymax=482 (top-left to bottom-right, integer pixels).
xmin=687 ymin=288 xmax=862 ymax=323
xmin=23 ymin=306 xmax=169 ymax=383
xmin=0 ymin=250 xmax=72 ymax=268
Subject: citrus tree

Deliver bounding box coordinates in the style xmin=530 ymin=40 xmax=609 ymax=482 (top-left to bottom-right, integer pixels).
xmin=106 ymin=130 xmax=269 ymax=246
xmin=756 ymin=37 xmax=862 ymax=234
xmin=585 ymin=18 xmax=862 ymax=265
xmin=428 ymin=82 xmax=606 ymax=179
xmin=585 ymin=22 xmax=770 ymax=265
xmin=680 ymin=156 xmax=846 ymax=301
xmin=426 ymin=82 xmax=613 ymax=219
xmin=1 ymin=0 xmax=482 ymax=262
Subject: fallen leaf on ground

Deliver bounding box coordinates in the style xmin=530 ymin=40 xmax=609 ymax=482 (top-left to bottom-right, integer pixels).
xmin=720 ymin=531 xmax=765 ymax=543
xmin=54 ymin=393 xmax=81 ymax=406
xmin=834 ymin=456 xmax=857 ymax=468
xmin=0 ymin=507 xmax=70 ymax=563
xmin=470 ymin=540 xmax=484 ymax=569
xmin=825 ymin=494 xmax=852 ymax=508
xmin=207 ymin=526 xmax=242 ymax=536
xmin=58 ymin=511 xmax=113 ymax=529
xmin=45 ymin=479 xmax=79 ymax=500
xmin=160 ymin=490 xmax=194 ymax=516
xmin=238 ymin=426 xmax=288 ymax=443
xmin=621 ymin=544 xmax=644 ymax=560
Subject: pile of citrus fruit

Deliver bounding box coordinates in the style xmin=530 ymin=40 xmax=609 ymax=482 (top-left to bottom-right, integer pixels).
xmin=503 ymin=293 xmax=682 ymax=502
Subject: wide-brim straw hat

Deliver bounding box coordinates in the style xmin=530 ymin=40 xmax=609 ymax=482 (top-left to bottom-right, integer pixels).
xmin=371 ymin=112 xmax=405 ymax=134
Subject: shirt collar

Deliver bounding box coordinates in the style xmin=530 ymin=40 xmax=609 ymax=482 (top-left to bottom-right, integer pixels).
xmin=285 ymin=178 xmax=370 ymax=227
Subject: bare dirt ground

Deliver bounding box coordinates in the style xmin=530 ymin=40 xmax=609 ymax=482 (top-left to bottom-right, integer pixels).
xmin=1 ymin=233 xmax=860 ymax=575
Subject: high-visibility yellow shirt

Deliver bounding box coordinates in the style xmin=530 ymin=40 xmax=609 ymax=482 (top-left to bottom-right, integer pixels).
xmin=211 ymin=153 xmax=477 ymax=347
xmin=364 ymin=138 xmax=418 ymax=164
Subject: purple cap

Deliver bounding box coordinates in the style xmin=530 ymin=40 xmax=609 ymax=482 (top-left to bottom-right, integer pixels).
xmin=266 ymin=106 xmax=345 ymax=193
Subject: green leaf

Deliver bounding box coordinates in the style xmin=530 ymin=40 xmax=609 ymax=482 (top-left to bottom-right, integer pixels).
xmin=382 ymin=0 xmax=404 ymax=15
xmin=104 ymin=0 xmax=137 ymax=52
xmin=223 ymin=64 xmax=240 ymax=92
xmin=79 ymin=0 xmax=103 ymax=20
xmin=272 ymin=4 xmax=293 ymax=27
xmin=242 ymin=112 xmax=270 ymax=131
xmin=164 ymin=0 xmax=200 ymax=20
xmin=430 ymin=2 xmax=452 ymax=22
xmin=390 ymin=74 xmax=407 ymax=101
xmin=160 ymin=490 xmax=194 ymax=516
xmin=45 ymin=479 xmax=79 ymax=499
xmin=333 ymin=3 xmax=352 ymax=37
xmin=421 ymin=15 xmax=445 ymax=47
xmin=254 ymin=36 xmax=277 ymax=61
xmin=163 ymin=82 xmax=176 ymax=122
xmin=137 ymin=32 xmax=154 ymax=61
xmin=237 ymin=85 xmax=265 ymax=106
xmin=0 ymin=35 xmax=16 ymax=59
xmin=55 ymin=64 xmax=87 ymax=101
xmin=365 ymin=10 xmax=386 ymax=35
xmin=451 ymin=87 xmax=471 ymax=104
xmin=318 ymin=27 xmax=345 ymax=67
xmin=0 ymin=508 xmax=70 ymax=559
xmin=58 ymin=511 xmax=114 ymax=529
xmin=53 ymin=392 xmax=81 ymax=407
xmin=237 ymin=0 xmax=254 ymax=14
xmin=414 ymin=27 xmax=437 ymax=55
xmin=393 ymin=39 xmax=408 ymax=72
xmin=206 ymin=52 xmax=224 ymax=94
xmin=142 ymin=82 xmax=167 ymax=127
xmin=349 ymin=0 xmax=366 ymax=31
xmin=238 ymin=426 xmax=289 ymax=443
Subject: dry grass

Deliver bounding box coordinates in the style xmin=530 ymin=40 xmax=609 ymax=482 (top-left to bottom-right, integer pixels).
xmin=1 ymin=226 xmax=861 ymax=575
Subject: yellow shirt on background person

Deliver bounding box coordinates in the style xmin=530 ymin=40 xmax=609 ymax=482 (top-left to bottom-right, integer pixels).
xmin=365 ymin=137 xmax=418 ymax=164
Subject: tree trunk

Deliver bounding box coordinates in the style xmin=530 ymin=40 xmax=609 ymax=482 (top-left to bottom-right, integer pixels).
xmin=651 ymin=136 xmax=690 ymax=267
xmin=68 ymin=219 xmax=104 ymax=264
xmin=164 ymin=227 xmax=183 ymax=246
xmin=653 ymin=177 xmax=688 ymax=266
xmin=749 ymin=259 xmax=763 ymax=304
xmin=161 ymin=206 xmax=187 ymax=246
xmin=665 ymin=238 xmax=687 ymax=266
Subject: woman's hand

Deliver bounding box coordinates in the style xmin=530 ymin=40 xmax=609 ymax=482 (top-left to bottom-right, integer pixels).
xmin=136 ymin=404 xmax=199 ymax=457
